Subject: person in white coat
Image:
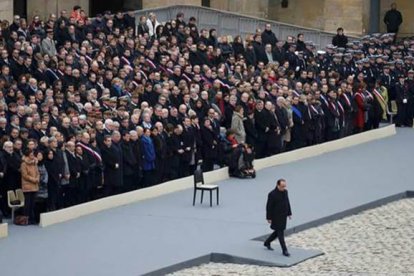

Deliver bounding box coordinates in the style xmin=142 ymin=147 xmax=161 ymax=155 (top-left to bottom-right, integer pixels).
xmin=146 ymin=13 xmax=160 ymax=38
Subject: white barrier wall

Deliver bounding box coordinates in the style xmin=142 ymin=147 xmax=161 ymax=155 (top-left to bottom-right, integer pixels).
xmin=0 ymin=223 xmax=8 ymax=238
xmin=40 ymin=125 xmax=396 ymax=227
xmin=254 ymin=124 xmax=396 ymax=170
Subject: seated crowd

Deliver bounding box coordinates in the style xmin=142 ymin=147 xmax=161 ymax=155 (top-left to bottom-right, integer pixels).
xmin=0 ymin=6 xmax=413 ymax=224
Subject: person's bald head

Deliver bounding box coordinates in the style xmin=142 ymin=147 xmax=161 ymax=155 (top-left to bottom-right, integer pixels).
xmin=81 ymin=132 xmax=90 ymax=144
xmin=66 ymin=141 xmax=75 ymax=151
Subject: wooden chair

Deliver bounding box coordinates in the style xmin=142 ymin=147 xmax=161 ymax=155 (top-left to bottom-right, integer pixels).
xmin=7 ymin=189 xmax=25 ymax=222
xmin=193 ymin=167 xmax=219 ymax=207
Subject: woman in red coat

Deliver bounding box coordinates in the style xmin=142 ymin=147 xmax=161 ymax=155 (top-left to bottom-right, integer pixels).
xmin=354 ymin=85 xmax=366 ymax=133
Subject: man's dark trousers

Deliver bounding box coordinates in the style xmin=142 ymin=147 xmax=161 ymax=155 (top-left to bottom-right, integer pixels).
xmin=264 ymin=229 xmax=287 ymax=252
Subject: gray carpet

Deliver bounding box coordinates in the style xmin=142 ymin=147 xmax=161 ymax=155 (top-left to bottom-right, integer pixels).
xmin=1 ymin=128 xmax=413 ymax=276
xmin=215 ymin=243 xmax=324 ymax=267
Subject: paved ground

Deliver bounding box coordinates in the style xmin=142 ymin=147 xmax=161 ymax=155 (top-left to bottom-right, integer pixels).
xmin=170 ymin=198 xmax=414 ymax=276
xmin=0 ymin=127 xmax=413 ymax=276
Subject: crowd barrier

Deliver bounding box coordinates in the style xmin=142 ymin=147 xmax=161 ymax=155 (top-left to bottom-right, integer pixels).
xmin=39 ymin=125 xmax=396 ymax=227
xmin=254 ymin=124 xmax=396 ymax=170
xmin=0 ymin=223 xmax=8 ymax=238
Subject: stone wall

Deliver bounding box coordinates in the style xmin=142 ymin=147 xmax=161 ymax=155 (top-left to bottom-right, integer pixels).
xmin=380 ymin=0 xmax=414 ymax=36
xmin=267 ymin=0 xmax=369 ymax=36
xmin=27 ymin=0 xmax=89 ymax=21
xmin=210 ymin=0 xmax=268 ymax=19
xmin=0 ymin=0 xmax=13 ymax=22
xmin=17 ymin=0 xmax=414 ymax=37
xmin=142 ymin=0 xmax=201 ymax=9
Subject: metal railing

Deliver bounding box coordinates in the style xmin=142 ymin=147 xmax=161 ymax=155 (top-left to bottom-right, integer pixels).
xmin=132 ymin=5 xmax=359 ymax=49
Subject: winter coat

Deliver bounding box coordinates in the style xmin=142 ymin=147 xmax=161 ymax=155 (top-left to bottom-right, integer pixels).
xmin=21 ymin=157 xmax=40 ymax=192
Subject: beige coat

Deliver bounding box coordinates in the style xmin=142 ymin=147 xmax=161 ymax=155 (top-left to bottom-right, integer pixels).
xmin=231 ymin=112 xmax=246 ymax=144
xmin=21 ymin=157 xmax=40 ymax=193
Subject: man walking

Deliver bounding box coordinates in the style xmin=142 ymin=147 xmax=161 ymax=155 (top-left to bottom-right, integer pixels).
xmin=264 ymin=178 xmax=292 ymax=256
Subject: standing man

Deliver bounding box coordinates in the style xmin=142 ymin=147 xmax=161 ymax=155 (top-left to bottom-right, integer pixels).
xmin=384 ymin=3 xmax=403 ymax=37
xmin=264 ymin=179 xmax=292 ymax=257
xmin=332 ymin=27 xmax=348 ymax=48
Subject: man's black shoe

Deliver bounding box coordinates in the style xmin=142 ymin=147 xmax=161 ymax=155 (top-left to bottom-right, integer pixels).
xmin=283 ymin=251 xmax=290 ymax=257
xmin=264 ymin=242 xmax=273 ymax=250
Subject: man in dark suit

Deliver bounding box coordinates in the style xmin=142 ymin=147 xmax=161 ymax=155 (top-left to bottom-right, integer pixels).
xmin=65 ymin=141 xmax=81 ymax=206
xmin=264 ymin=178 xmax=292 ymax=256
xmin=384 ymin=3 xmax=403 ymax=35
xmin=101 ymin=135 xmax=122 ymax=196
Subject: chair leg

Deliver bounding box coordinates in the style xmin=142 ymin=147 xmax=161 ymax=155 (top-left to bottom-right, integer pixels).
xmin=217 ymin=188 xmax=219 ymax=205
xmin=201 ymin=190 xmax=204 ymax=204
xmin=193 ymin=189 xmax=196 ymax=206
xmin=11 ymin=208 xmax=15 ymax=223
xmin=210 ymin=190 xmax=212 ymax=207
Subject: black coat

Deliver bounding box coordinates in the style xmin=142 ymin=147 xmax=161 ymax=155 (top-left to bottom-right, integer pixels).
xmin=101 ymin=144 xmax=122 ymax=187
xmin=254 ymin=109 xmax=269 ymax=143
xmin=45 ymin=156 xmax=62 ymax=186
xmin=266 ymin=109 xmax=281 ymax=151
xmin=232 ymin=42 xmax=245 ymax=58
xmin=131 ymin=139 xmax=142 ymax=171
xmin=266 ymin=188 xmax=292 ymax=231
xmin=65 ymin=150 xmax=81 ymax=187
xmin=170 ymin=133 xmax=183 ymax=168
xmin=253 ymin=41 xmax=267 ymax=63
xmin=201 ymin=126 xmax=218 ymax=159
xmin=384 ymin=9 xmax=402 ymax=32
xmin=332 ymin=34 xmax=348 ymax=48
xmin=3 ymin=151 xmax=21 ymax=190
xmin=261 ymin=30 xmax=278 ymax=46
xmin=181 ymin=126 xmax=195 ymax=162
xmin=275 ymin=107 xmax=289 ymax=136
xmin=243 ymin=117 xmax=257 ymax=147
xmin=121 ymin=141 xmax=137 ymax=176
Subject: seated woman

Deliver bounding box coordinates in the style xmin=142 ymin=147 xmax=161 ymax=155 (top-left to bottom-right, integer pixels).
xmin=225 ymin=130 xmax=256 ymax=178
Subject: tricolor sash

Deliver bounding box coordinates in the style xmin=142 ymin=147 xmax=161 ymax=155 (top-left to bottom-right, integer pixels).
xmin=76 ymin=142 xmax=102 ymax=163
xmin=291 ymin=106 xmax=302 ymax=119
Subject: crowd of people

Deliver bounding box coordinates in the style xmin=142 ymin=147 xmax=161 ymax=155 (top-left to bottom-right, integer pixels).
xmin=0 ymin=4 xmax=413 ymax=224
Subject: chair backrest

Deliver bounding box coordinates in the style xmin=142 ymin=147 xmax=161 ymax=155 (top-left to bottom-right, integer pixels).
xmin=193 ymin=168 xmax=205 ymax=187
xmin=16 ymin=189 xmax=25 ymax=203
xmin=391 ymin=100 xmax=398 ymax=113
xmin=7 ymin=190 xmax=16 ymax=205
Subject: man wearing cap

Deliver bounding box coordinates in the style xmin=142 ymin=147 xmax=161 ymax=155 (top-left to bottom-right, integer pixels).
xmin=395 ymin=74 xmax=413 ymax=127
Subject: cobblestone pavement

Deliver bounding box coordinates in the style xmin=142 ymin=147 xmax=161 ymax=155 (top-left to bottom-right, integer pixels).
xmin=169 ymin=198 xmax=414 ymax=276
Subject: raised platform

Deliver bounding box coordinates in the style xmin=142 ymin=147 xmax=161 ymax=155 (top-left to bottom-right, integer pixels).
xmin=145 ymin=244 xmax=323 ymax=276
xmin=1 ymin=126 xmax=413 ymax=276
xmin=39 ymin=125 xmax=396 ymax=227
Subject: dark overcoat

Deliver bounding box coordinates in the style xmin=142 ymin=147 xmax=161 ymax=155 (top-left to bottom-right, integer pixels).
xmin=266 ymin=188 xmax=292 ymax=231
xmin=101 ymin=145 xmax=122 ymax=188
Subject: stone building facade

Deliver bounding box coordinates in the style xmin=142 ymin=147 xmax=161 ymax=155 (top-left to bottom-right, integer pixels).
xmin=1 ymin=0 xmax=413 ymax=37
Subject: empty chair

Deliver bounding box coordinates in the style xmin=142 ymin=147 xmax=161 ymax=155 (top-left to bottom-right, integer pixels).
xmin=387 ymin=100 xmax=397 ymax=124
xmin=193 ymin=166 xmax=219 ymax=207
xmin=7 ymin=190 xmax=25 ymax=222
